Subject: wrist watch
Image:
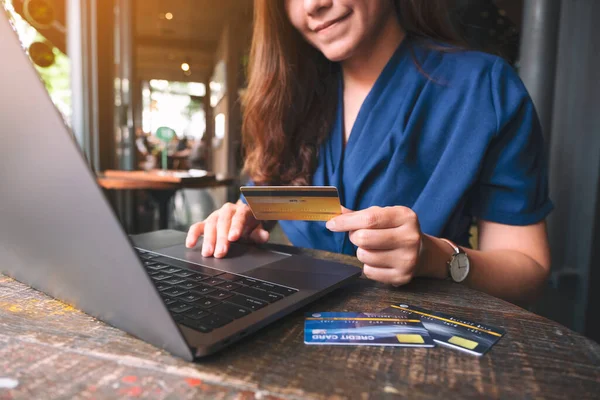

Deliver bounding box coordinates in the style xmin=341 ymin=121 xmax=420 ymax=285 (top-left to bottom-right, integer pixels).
xmin=440 ymin=238 xmax=470 ymax=283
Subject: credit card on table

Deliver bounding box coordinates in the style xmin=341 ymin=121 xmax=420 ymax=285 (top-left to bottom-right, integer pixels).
xmin=382 ymin=304 xmax=505 ymax=356
xmin=240 ymin=186 xmax=342 ymax=221
xmin=304 ymin=312 xmax=435 ymax=347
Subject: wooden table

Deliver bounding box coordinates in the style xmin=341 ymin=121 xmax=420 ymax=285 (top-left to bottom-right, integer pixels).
xmin=1 ymin=245 xmax=599 ymax=399
xmin=97 ymin=170 xmax=233 ymax=230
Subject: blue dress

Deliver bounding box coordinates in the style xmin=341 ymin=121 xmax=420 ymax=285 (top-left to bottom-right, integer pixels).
xmin=248 ymin=39 xmax=553 ymax=255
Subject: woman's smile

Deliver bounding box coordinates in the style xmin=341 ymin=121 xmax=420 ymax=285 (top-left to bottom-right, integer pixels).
xmin=312 ymin=10 xmax=352 ymax=35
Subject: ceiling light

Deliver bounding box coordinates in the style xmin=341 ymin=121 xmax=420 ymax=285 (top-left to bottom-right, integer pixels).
xmin=181 ymin=62 xmax=190 ymax=72
xmin=165 ymin=12 xmax=173 ymax=20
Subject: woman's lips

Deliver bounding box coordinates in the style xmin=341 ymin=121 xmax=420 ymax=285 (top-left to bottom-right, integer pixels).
xmin=313 ymin=11 xmax=352 ymax=33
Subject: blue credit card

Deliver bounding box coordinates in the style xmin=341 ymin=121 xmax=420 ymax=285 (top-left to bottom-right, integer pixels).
xmin=381 ymin=304 xmax=505 ymax=356
xmin=304 ymin=312 xmax=435 ymax=347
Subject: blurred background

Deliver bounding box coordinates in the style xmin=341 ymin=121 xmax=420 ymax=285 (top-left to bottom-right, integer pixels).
xmin=2 ymin=0 xmax=599 ymax=344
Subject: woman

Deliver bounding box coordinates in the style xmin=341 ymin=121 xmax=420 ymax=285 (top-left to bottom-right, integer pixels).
xmin=186 ymin=0 xmax=553 ymax=305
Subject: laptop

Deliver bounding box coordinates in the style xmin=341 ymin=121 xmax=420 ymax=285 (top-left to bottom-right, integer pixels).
xmin=0 ymin=9 xmax=360 ymax=360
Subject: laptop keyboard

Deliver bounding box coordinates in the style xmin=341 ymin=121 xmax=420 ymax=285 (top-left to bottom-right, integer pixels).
xmin=135 ymin=249 xmax=298 ymax=333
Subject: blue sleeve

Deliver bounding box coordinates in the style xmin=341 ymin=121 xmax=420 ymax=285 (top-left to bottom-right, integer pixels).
xmin=239 ymin=179 xmax=254 ymax=205
xmin=469 ymin=59 xmax=553 ymax=225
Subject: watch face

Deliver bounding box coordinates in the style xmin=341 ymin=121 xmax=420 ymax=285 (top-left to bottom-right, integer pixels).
xmin=449 ymin=253 xmax=470 ymax=282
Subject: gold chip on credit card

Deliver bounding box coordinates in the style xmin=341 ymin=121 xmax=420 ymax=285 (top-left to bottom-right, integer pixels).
xmin=240 ymin=186 xmax=342 ymax=221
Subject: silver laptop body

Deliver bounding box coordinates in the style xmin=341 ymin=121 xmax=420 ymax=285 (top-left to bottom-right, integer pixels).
xmin=0 ymin=8 xmax=360 ymax=360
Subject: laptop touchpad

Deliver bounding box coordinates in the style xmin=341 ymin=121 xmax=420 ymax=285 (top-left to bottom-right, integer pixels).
xmin=153 ymin=242 xmax=290 ymax=274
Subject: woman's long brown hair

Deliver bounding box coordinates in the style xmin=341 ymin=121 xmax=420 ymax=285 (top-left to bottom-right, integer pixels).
xmin=242 ymin=0 xmax=464 ymax=186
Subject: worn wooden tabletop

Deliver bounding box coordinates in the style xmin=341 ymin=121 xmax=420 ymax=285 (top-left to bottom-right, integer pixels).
xmin=1 ymin=245 xmax=599 ymax=399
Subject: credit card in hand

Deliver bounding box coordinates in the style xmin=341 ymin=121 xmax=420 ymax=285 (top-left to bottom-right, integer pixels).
xmin=240 ymin=186 xmax=342 ymax=221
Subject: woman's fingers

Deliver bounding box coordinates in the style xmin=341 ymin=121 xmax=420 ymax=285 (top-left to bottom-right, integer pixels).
xmin=213 ymin=204 xmax=237 ymax=258
xmin=249 ymin=226 xmax=270 ymax=243
xmin=228 ymin=205 xmax=256 ymax=241
xmin=349 ymin=226 xmax=421 ymax=251
xmin=186 ymin=221 xmax=205 ymax=248
xmin=201 ymin=213 xmax=219 ymax=257
xmin=356 ymin=247 xmax=419 ymax=270
xmin=362 ymin=264 xmax=413 ymax=287
xmin=187 ymin=202 xmax=263 ymax=258
xmin=327 ymin=206 xmax=416 ymax=232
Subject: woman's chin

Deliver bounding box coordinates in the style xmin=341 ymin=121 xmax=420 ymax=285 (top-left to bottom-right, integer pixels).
xmin=320 ymin=47 xmax=354 ymax=62
xmin=314 ymin=41 xmax=357 ymax=63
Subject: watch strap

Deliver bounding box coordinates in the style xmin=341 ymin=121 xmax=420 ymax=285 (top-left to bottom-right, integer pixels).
xmin=440 ymin=238 xmax=460 ymax=255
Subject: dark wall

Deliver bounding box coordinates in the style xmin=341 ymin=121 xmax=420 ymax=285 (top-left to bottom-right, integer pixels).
xmin=532 ymin=0 xmax=600 ymax=342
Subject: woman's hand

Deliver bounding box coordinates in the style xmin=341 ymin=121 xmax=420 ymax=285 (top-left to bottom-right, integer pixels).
xmin=186 ymin=201 xmax=269 ymax=258
xmin=326 ymin=206 xmax=423 ymax=286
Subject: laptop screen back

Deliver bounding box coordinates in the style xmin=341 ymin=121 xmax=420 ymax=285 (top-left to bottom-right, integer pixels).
xmin=0 ymin=4 xmax=192 ymax=360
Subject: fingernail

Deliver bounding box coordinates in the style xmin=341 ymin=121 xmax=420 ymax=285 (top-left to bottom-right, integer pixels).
xmin=326 ymin=219 xmax=336 ymax=230
xmin=185 ymin=238 xmax=195 ymax=248
xmin=228 ymin=230 xmax=239 ymax=241
xmin=217 ymin=245 xmax=226 ymax=255
xmin=259 ymin=230 xmax=269 ymax=241
xmin=202 ymin=244 xmax=212 ymax=256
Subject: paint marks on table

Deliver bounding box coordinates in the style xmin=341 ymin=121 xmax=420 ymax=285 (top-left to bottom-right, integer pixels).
xmin=0 ymin=377 xmax=19 ymax=389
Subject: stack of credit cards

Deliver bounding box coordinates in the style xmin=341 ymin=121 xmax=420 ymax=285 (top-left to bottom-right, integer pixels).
xmin=304 ymin=306 xmax=505 ymax=355
xmin=304 ymin=312 xmax=435 ymax=347
xmin=240 ymin=186 xmax=342 ymax=221
xmin=381 ymin=304 xmax=506 ymax=356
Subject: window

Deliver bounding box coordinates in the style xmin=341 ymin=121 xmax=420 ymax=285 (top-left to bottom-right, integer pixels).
xmin=142 ymin=79 xmax=206 ymax=140
xmin=3 ymin=0 xmax=71 ymax=122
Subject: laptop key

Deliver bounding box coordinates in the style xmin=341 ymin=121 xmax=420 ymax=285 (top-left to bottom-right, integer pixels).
xmin=177 ymin=281 xmax=201 ymax=290
xmin=203 ymin=277 xmax=225 ymax=286
xmin=181 ymin=318 xmax=212 ymax=333
xmin=206 ymin=289 xmax=234 ymax=301
xmin=155 ymin=259 xmax=222 ymax=277
xmin=155 ymin=282 xmax=173 ymax=291
xmin=151 ymin=273 xmax=171 ymax=281
xmin=184 ymin=308 xmax=210 ymax=320
xmin=235 ymin=286 xmax=283 ymax=303
xmin=211 ymin=302 xmax=252 ymax=319
xmin=238 ymin=278 xmax=259 ymax=287
xmin=173 ymin=270 xmax=196 ymax=278
xmin=226 ymin=295 xmax=268 ymax=311
xmin=163 ymin=297 xmax=178 ymax=306
xmin=218 ymin=273 xmax=243 ymax=282
xmin=147 ymin=263 xmax=169 ymax=271
xmin=162 ymin=287 xmax=189 ymax=297
xmin=163 ymin=277 xmax=187 ymax=285
xmin=169 ymin=302 xmax=194 ymax=314
xmin=194 ymin=297 xmax=221 ymax=309
xmin=179 ymin=293 xmax=204 ymax=303
xmin=254 ymin=282 xmax=298 ymax=297
xmin=187 ymin=273 xmax=210 ymax=282
xmin=172 ymin=314 xmax=186 ymax=323
xmin=191 ymin=285 xmax=216 ymax=295
xmin=197 ymin=313 xmax=232 ymax=329
xmin=143 ymin=260 xmax=158 ymax=267
xmin=162 ymin=267 xmax=181 ymax=274
xmin=217 ymin=282 xmax=242 ymax=291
